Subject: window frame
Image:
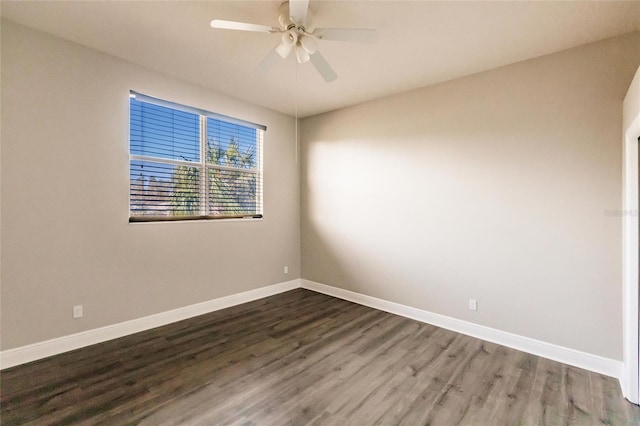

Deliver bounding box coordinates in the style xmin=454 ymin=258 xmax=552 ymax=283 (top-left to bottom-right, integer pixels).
xmin=128 ymin=91 xmax=265 ymax=223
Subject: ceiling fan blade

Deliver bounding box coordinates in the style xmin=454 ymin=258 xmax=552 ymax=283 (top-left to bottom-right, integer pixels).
xmin=256 ymin=46 xmax=282 ymax=77
xmin=289 ymin=0 xmax=309 ymax=25
xmin=311 ymin=28 xmax=377 ymax=43
xmin=309 ymin=51 xmax=337 ymax=82
xmin=210 ymin=20 xmax=278 ymax=33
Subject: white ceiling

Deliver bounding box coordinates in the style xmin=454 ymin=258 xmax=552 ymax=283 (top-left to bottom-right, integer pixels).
xmin=2 ymin=1 xmax=639 ymax=117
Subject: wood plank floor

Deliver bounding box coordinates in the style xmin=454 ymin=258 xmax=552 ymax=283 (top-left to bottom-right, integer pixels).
xmin=1 ymin=289 xmax=639 ymax=425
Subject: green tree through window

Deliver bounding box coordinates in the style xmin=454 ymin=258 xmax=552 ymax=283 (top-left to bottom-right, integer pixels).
xmin=170 ymin=165 xmax=200 ymax=215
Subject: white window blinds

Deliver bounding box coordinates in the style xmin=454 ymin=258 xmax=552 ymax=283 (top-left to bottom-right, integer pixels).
xmin=129 ymin=92 xmax=264 ymax=222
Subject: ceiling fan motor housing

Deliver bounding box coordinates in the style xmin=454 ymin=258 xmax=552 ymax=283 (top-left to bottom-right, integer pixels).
xmin=278 ymin=2 xmax=296 ymax=29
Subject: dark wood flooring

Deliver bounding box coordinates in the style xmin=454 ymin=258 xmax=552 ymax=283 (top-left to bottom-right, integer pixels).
xmin=1 ymin=289 xmax=639 ymax=425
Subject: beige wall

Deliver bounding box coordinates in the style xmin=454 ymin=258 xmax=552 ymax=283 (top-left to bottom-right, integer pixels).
xmin=0 ymin=21 xmax=300 ymax=350
xmin=301 ymin=32 xmax=640 ymax=360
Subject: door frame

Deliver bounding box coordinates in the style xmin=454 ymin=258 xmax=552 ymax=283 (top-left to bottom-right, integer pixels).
xmin=623 ymin=114 xmax=640 ymax=405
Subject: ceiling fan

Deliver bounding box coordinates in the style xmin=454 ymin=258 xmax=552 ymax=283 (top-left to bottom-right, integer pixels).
xmin=210 ymin=0 xmax=377 ymax=82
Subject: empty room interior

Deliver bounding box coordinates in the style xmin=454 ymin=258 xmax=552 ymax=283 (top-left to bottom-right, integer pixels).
xmin=2 ymin=0 xmax=640 ymax=424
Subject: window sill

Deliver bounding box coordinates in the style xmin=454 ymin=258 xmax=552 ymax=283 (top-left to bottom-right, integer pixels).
xmin=129 ymin=214 xmax=263 ymax=224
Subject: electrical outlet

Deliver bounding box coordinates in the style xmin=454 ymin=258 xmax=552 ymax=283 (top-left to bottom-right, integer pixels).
xmin=73 ymin=305 xmax=83 ymax=319
xmin=469 ymin=299 xmax=477 ymax=311
xmin=284 ymin=265 xmax=289 ymax=274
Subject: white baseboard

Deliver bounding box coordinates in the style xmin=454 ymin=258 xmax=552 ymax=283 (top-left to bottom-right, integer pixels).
xmin=1 ymin=277 xmax=623 ymax=383
xmin=0 ymin=279 xmax=301 ymax=370
xmin=301 ymin=279 xmax=622 ymax=379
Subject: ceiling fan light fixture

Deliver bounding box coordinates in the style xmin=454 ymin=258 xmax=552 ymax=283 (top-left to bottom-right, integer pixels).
xmin=283 ymin=29 xmax=298 ymax=46
xmin=299 ymin=34 xmax=318 ymax=55
xmin=275 ymin=42 xmax=292 ymax=58
xmin=295 ymin=44 xmax=311 ymax=63
xmin=276 ymin=30 xmax=298 ymax=58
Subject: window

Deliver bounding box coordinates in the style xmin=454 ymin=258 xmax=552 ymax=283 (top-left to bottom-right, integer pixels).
xmin=129 ymin=92 xmax=265 ymax=222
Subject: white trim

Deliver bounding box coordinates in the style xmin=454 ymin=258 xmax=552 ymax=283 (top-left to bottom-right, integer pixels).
xmin=199 ymin=115 xmax=208 ymax=216
xmin=0 ymin=277 xmax=624 ymax=382
xmin=301 ymin=279 xmax=622 ymax=379
xmin=623 ymin=113 xmax=640 ymax=403
xmin=0 ymin=279 xmax=301 ymax=370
